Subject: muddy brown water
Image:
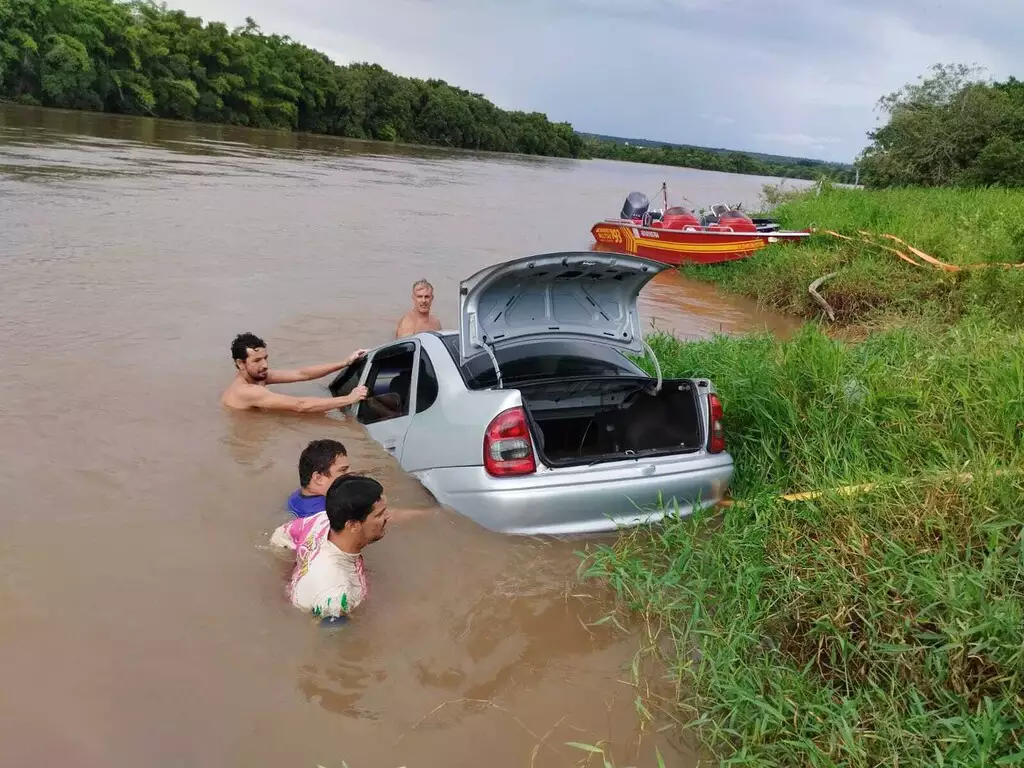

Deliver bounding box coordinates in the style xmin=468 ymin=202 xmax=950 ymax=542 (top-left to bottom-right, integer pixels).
xmin=0 ymin=104 xmax=800 ymax=767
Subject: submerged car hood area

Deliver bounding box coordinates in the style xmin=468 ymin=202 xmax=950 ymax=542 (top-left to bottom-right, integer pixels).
xmin=458 ymin=251 xmax=668 ymax=362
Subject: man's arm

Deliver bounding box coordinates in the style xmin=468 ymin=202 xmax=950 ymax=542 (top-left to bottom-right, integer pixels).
xmin=388 ymin=507 xmax=433 ymax=524
xmin=267 ymin=349 xmax=368 ymax=384
xmin=243 ymin=385 xmax=368 ymax=414
xmin=269 ymin=521 xmax=297 ymax=550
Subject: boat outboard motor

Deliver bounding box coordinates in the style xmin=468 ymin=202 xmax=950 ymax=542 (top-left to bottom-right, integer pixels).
xmin=620 ymin=191 xmax=650 ymax=221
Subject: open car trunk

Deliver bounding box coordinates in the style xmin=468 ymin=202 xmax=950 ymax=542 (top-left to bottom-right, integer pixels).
xmin=518 ymin=377 xmax=704 ymax=467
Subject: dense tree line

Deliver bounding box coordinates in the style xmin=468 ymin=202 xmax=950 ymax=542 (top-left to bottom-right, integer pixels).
xmin=858 ymin=63 xmax=1024 ymax=188
xmin=0 ymin=0 xmax=584 ymax=157
xmin=17 ymin=0 xmax=985 ymax=186
xmin=585 ymin=138 xmax=857 ymax=183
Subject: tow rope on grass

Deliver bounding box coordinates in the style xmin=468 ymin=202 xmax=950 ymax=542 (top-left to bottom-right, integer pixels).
xmin=718 ymin=467 xmax=1022 ymax=509
xmin=815 ymin=229 xmax=1024 ymax=271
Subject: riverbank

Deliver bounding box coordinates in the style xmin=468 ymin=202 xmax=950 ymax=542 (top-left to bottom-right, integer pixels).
xmin=581 ymin=187 xmax=1024 ymax=765
xmin=682 ymin=185 xmax=1024 ymax=327
xmin=0 ymin=0 xmax=584 ymax=159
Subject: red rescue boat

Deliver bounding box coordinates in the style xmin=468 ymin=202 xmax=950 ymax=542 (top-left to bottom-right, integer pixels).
xmin=591 ymin=183 xmax=811 ymax=266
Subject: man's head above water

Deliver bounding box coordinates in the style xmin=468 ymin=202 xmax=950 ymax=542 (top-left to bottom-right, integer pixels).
xmin=396 ymin=280 xmax=441 ymax=338
xmin=298 ymin=439 xmax=351 ymax=495
xmin=412 ymin=279 xmax=434 ymax=316
xmin=231 ymin=332 xmax=268 ymax=383
xmin=326 ymin=474 xmax=389 ymax=551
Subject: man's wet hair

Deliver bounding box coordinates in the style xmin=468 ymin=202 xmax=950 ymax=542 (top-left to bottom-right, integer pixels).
xmin=231 ymin=332 xmax=266 ymax=362
xmin=299 ymin=439 xmax=348 ymax=488
xmin=325 ymin=475 xmax=384 ymax=532
xmin=412 ymin=279 xmax=433 ymax=292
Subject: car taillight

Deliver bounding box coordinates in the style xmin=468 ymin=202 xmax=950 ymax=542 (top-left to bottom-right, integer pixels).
xmin=708 ymin=393 xmax=726 ymax=453
xmin=484 ymin=407 xmax=536 ymax=476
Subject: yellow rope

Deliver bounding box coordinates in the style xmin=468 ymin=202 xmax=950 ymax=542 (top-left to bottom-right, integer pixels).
xmin=718 ymin=468 xmax=1020 ymax=509
xmin=814 ymin=229 xmax=1024 ymax=271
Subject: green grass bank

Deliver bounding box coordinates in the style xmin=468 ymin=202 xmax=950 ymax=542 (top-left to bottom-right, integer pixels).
xmin=580 ymin=186 xmax=1024 ymax=766
xmin=682 ymin=186 xmax=1024 ymax=327
xmin=583 ymin=321 xmax=1024 ymax=765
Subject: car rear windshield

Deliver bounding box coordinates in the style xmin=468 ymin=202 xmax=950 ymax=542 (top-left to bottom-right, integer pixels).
xmin=440 ymin=334 xmax=646 ymax=390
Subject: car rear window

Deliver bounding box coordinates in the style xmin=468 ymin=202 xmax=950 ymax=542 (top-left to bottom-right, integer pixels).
xmin=440 ymin=334 xmax=644 ymax=390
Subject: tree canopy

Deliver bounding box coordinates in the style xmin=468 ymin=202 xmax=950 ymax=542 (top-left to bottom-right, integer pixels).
xmin=0 ymin=0 xmax=584 ymax=157
xmin=858 ymin=63 xmax=1024 ymax=188
xmin=585 ymin=138 xmax=856 ymax=183
xmin=0 ymin=0 xmax=866 ymax=179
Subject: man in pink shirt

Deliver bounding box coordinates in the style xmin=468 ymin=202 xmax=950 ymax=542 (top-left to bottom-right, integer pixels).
xmin=270 ymin=474 xmax=388 ymax=619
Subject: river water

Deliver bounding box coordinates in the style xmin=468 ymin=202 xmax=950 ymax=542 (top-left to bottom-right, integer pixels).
xmin=0 ymin=104 xmax=801 ymax=768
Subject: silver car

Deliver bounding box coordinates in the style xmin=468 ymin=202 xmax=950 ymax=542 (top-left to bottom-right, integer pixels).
xmin=329 ymin=251 xmax=734 ymax=536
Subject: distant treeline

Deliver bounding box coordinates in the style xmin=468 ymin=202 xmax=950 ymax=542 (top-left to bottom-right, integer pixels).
xmin=858 ymin=63 xmax=1024 ymax=188
xmin=584 ymin=137 xmax=857 ymax=183
xmin=0 ymin=0 xmax=856 ymax=178
xmin=0 ymin=0 xmax=584 ymax=157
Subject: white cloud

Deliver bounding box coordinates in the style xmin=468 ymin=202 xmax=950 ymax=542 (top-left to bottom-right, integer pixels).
xmin=700 ymin=114 xmax=737 ymax=126
xmin=569 ymin=0 xmax=745 ymax=12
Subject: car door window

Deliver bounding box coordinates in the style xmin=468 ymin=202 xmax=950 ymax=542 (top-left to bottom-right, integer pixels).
xmin=416 ymin=349 xmax=439 ymax=414
xmin=357 ymin=343 xmax=416 ymax=425
xmin=328 ymin=357 xmax=368 ymax=398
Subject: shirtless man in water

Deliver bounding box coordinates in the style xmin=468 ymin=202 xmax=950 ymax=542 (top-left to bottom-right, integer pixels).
xmin=221 ymin=332 xmax=369 ymax=413
xmin=395 ymin=279 xmax=442 ymax=338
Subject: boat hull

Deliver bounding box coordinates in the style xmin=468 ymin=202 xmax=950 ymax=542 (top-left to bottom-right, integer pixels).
xmin=590 ymin=220 xmax=811 ymax=266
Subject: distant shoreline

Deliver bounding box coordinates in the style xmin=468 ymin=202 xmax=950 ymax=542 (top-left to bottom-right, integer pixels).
xmin=0 ymin=0 xmax=852 ymax=185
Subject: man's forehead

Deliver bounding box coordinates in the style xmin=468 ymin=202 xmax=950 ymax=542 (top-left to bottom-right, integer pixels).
xmin=247 ymin=346 xmax=267 ymax=357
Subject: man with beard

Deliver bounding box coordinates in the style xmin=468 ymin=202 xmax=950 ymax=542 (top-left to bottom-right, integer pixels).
xmin=270 ymin=474 xmax=390 ymax=619
xmin=220 ymin=332 xmax=369 ymax=413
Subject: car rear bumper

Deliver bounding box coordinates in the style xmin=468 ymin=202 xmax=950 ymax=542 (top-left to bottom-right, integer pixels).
xmin=412 ymin=452 xmax=734 ymax=536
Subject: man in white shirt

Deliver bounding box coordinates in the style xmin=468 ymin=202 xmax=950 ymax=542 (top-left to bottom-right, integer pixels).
xmin=270 ymin=474 xmax=389 ymax=619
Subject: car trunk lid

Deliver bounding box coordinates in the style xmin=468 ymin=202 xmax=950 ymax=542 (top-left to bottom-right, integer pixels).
xmin=458 ymin=252 xmax=667 ymax=379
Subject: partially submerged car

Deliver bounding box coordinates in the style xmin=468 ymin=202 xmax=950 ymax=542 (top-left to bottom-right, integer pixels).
xmin=329 ymin=251 xmax=733 ymax=536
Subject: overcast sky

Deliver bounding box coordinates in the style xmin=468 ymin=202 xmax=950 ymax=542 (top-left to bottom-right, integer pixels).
xmin=176 ymin=0 xmax=1022 ymax=162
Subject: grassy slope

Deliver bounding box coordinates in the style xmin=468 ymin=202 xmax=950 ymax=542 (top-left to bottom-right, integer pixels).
xmin=647 ymin=322 xmax=1023 ymax=498
xmin=581 ymin=187 xmax=1024 ymax=765
xmin=682 ymin=186 xmax=1024 ymax=325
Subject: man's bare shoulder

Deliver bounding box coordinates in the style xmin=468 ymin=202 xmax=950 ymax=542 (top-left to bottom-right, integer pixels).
xmin=221 ymin=380 xmax=262 ymax=410
xmin=396 ymin=311 xmax=417 ymax=338
xmin=427 ymin=315 xmax=442 ymax=330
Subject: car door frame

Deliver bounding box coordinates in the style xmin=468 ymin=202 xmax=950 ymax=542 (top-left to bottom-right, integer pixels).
xmin=346 ymin=339 xmax=424 ymax=463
